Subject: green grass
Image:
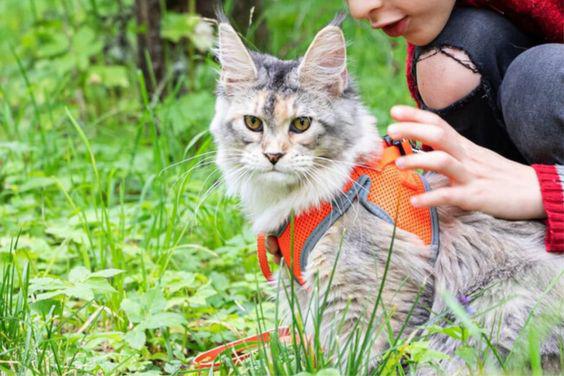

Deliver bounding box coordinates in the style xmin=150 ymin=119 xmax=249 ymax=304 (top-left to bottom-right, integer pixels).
xmin=0 ymin=0 xmax=560 ymax=374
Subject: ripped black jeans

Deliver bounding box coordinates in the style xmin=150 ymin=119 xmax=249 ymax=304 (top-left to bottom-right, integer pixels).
xmin=411 ymin=7 xmax=564 ymax=165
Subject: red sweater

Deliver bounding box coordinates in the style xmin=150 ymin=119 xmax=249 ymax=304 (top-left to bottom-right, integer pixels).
xmin=405 ymin=0 xmax=564 ymax=252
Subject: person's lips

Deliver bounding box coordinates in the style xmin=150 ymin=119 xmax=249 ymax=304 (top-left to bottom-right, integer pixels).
xmin=374 ymin=17 xmax=410 ymax=37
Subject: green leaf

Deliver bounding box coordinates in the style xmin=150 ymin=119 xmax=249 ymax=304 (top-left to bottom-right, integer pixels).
xmin=64 ymin=285 xmax=94 ymax=301
xmin=409 ymin=341 xmax=449 ymax=363
xmin=456 ymin=345 xmax=478 ymax=366
xmin=427 ymin=324 xmax=467 ymax=341
xmin=82 ymin=278 xmax=116 ymax=294
xmin=124 ymin=328 xmax=146 ymax=350
xmin=36 ymin=290 xmax=65 ymax=301
xmin=30 ymin=299 xmax=64 ymax=316
xmin=145 ymin=288 xmax=167 ymax=314
xmin=141 ymin=312 xmax=186 ymax=330
xmin=45 ymin=221 xmax=87 ymax=244
xmin=37 ymin=32 xmax=68 ymax=57
xmin=164 ymin=91 xmax=214 ymax=134
xmin=1 ymin=236 xmax=51 ymax=256
xmin=29 ymin=277 xmax=66 ymax=292
xmin=121 ymin=297 xmax=144 ymax=323
xmin=69 ymin=266 xmax=91 ymax=283
xmin=90 ymin=268 xmax=125 ymax=279
xmin=71 ymin=27 xmax=103 ymax=69
xmin=161 ymin=12 xmax=199 ymax=43
xmin=188 ymin=284 xmax=217 ymax=307
xmin=162 ymin=271 xmax=196 ymax=294
xmin=87 ymin=65 xmax=129 ymax=88
xmin=18 ymin=176 xmax=58 ymax=192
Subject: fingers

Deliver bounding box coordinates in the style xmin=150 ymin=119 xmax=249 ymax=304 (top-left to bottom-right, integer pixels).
xmin=390 ymin=105 xmax=444 ymax=127
xmin=396 ymin=151 xmax=469 ymax=183
xmin=410 ymin=187 xmax=465 ymax=209
xmin=266 ymin=236 xmax=282 ymax=264
xmin=389 ymin=105 xmax=483 ymax=154
xmin=387 ymin=121 xmax=465 ymax=160
xmin=388 ymin=106 xmax=474 ymax=160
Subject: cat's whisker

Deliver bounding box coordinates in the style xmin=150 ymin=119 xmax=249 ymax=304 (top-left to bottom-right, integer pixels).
xmin=169 ymin=166 xmax=215 ymax=194
xmin=171 ymin=152 xmax=245 ymax=186
xmin=308 ymin=163 xmax=367 ymax=224
xmin=192 ymin=176 xmax=225 ymax=220
xmin=226 ymin=166 xmax=254 ymax=193
xmin=302 ymin=167 xmax=350 ymax=217
xmin=311 ymin=160 xmax=372 ymax=198
xmin=170 ymin=159 xmax=220 ymax=190
xmin=308 ymin=168 xmax=352 ymax=217
xmin=310 ymin=160 xmax=360 ymax=193
xmin=313 ymin=155 xmax=384 ymax=174
xmin=159 ymin=150 xmax=218 ymax=175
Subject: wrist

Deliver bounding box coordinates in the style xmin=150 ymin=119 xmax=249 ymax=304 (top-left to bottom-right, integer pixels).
xmin=523 ymin=165 xmax=547 ymax=219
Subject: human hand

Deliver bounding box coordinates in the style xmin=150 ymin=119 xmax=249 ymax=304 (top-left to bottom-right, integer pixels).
xmin=387 ymin=105 xmax=546 ymax=220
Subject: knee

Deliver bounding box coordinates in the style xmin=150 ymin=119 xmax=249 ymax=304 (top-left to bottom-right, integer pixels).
xmin=500 ymin=44 xmax=564 ymax=163
xmin=414 ymin=7 xmax=536 ymax=111
xmin=416 ymin=47 xmax=481 ymax=110
xmin=501 ymin=44 xmax=564 ymax=117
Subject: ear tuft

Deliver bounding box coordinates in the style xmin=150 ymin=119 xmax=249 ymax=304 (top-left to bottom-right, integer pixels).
xmin=218 ymin=23 xmax=257 ymax=87
xmin=298 ymin=25 xmax=348 ymax=95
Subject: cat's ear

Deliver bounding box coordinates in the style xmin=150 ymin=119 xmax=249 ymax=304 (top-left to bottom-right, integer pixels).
xmin=217 ymin=23 xmax=257 ymax=88
xmin=298 ymin=25 xmax=349 ymax=95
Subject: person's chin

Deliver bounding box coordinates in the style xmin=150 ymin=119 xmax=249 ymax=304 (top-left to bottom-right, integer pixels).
xmin=404 ymin=26 xmax=438 ymax=46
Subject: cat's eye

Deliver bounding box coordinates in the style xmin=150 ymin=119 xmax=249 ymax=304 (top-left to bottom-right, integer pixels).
xmin=244 ymin=115 xmax=263 ymax=132
xmin=290 ymin=117 xmax=312 ymax=133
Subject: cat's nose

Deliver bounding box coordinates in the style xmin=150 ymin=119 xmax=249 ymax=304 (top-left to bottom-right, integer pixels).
xmin=264 ymin=153 xmax=284 ymax=165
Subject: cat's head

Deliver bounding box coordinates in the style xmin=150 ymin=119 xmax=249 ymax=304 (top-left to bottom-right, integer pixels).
xmin=210 ymin=18 xmax=381 ymax=228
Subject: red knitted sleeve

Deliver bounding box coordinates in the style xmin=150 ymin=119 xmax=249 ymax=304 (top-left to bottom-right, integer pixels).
xmin=532 ymin=165 xmax=564 ymax=252
xmin=462 ymin=0 xmax=564 ymax=43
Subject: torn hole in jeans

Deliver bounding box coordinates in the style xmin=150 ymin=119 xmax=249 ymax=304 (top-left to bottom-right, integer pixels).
xmin=416 ymin=46 xmax=480 ymax=74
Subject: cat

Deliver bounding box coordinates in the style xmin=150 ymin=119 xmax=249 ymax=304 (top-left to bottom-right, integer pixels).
xmin=210 ymin=16 xmax=564 ymax=374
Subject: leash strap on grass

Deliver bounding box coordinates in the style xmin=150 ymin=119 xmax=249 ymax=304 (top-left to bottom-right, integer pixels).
xmin=193 ymin=327 xmax=291 ymax=370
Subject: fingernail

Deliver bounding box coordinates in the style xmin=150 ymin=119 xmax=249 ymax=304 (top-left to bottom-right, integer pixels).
xmin=387 ymin=124 xmax=399 ymax=137
xmin=410 ymin=197 xmax=419 ymax=206
xmin=395 ymin=157 xmax=405 ymax=168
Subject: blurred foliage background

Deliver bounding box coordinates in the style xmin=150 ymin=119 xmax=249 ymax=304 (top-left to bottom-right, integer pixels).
xmin=0 ymin=0 xmax=412 ymax=373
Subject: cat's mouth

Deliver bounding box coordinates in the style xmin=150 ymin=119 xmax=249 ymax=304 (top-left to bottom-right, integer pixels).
xmin=260 ymin=168 xmax=299 ymax=185
xmin=262 ymin=168 xmax=288 ymax=177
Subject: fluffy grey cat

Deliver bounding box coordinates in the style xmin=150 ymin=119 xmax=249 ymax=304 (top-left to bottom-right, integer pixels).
xmin=210 ymin=18 xmax=564 ymax=374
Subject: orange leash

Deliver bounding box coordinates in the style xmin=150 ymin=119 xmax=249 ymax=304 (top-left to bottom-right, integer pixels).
xmin=193 ymin=327 xmax=291 ymax=370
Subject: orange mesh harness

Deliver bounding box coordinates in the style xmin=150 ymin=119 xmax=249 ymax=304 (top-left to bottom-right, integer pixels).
xmin=257 ymin=139 xmax=439 ymax=285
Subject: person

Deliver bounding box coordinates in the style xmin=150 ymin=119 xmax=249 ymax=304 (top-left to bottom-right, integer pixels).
xmin=265 ymin=0 xmax=563 ymax=262
xmin=346 ymin=0 xmax=563 ymax=251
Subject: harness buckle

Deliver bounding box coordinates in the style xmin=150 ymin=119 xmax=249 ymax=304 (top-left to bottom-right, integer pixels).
xmin=383 ymin=135 xmax=417 ymax=156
